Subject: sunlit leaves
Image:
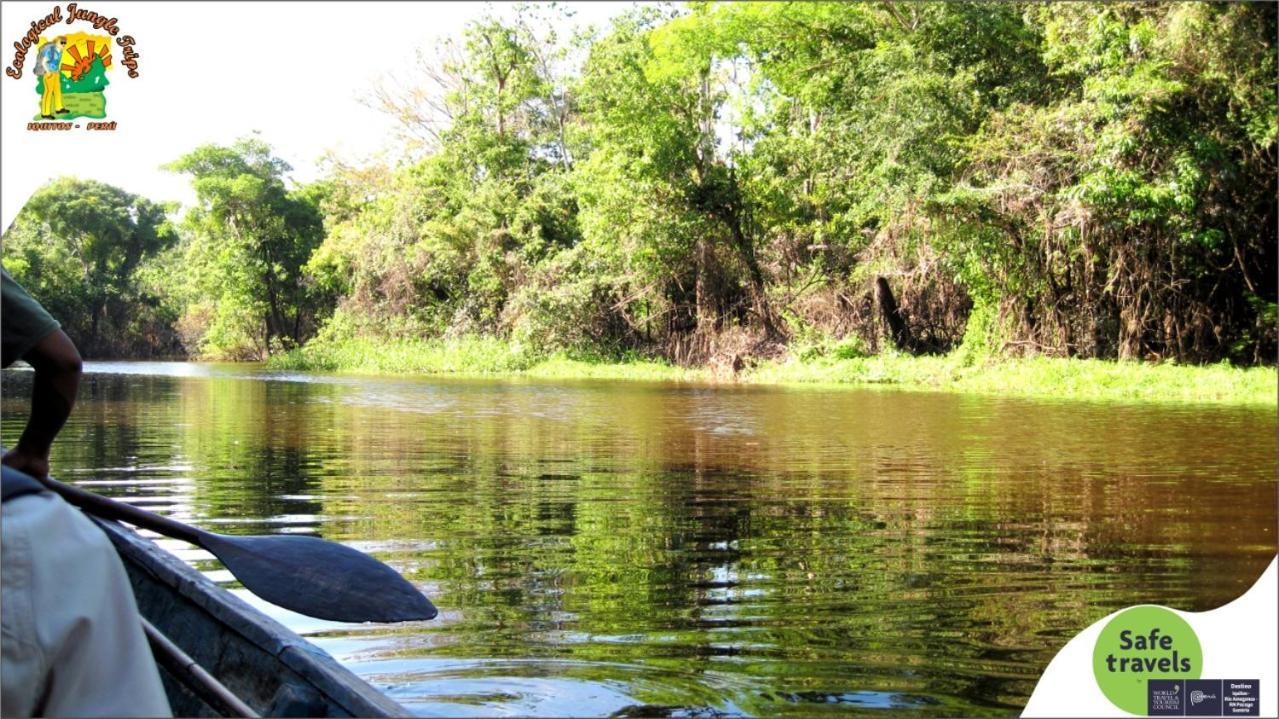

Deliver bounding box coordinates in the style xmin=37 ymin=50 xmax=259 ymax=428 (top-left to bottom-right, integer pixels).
xmin=3 ymin=178 xmax=178 ymax=356
xmin=166 ymin=138 xmax=326 ymax=359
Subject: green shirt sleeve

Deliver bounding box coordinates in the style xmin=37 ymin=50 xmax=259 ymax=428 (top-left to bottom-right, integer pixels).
xmin=2 ymin=268 xmax=61 ymax=368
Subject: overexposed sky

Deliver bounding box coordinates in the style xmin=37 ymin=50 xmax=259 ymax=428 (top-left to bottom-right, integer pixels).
xmin=0 ymin=1 xmax=636 ymax=228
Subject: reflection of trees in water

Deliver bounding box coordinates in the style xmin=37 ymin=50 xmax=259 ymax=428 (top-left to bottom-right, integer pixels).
xmin=13 ymin=370 xmax=1275 ymax=716
xmin=4 ymin=373 xmax=187 ymax=504
xmin=171 ymin=377 xmax=330 ymax=528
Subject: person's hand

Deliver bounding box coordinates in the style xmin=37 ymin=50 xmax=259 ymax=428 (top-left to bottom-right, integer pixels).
xmin=2 ymin=445 xmax=50 ymax=479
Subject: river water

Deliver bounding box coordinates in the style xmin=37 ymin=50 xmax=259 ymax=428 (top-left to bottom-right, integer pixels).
xmin=2 ymin=362 xmax=1275 ymax=716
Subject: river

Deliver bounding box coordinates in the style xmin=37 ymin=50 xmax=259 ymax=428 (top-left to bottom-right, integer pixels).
xmin=2 ymin=362 xmax=1275 ymax=716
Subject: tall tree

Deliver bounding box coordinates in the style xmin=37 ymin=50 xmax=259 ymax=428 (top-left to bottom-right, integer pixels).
xmin=3 ymin=177 xmax=178 ymax=357
xmin=166 ymin=138 xmax=325 ymax=359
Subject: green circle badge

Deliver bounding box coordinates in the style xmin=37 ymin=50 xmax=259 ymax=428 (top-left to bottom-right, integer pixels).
xmin=1092 ymin=606 xmax=1202 ymax=714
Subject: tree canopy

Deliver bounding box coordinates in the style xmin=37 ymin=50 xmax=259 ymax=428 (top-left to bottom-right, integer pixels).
xmin=164 ymin=138 xmax=327 ymax=359
xmin=3 ymin=177 xmax=178 ymax=357
xmin=5 ymin=3 xmax=1274 ymax=366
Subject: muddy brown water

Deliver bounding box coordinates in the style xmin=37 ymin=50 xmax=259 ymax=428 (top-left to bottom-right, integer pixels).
xmin=3 ymin=362 xmax=1274 ymax=716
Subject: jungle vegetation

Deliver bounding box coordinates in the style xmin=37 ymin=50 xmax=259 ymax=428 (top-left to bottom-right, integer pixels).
xmin=4 ymin=3 xmax=1275 ymax=374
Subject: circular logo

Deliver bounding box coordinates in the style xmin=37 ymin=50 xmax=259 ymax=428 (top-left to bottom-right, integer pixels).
xmin=1092 ymin=606 xmax=1202 ymax=714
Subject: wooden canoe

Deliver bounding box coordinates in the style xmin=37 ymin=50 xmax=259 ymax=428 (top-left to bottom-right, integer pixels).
xmin=91 ymin=517 xmax=412 ymax=717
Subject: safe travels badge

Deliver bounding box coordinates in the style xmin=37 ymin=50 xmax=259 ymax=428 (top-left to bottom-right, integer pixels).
xmin=1092 ymin=605 xmax=1260 ymax=716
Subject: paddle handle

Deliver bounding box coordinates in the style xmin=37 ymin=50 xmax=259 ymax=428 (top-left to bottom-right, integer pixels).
xmin=141 ymin=617 xmax=259 ymax=717
xmin=38 ymin=474 xmax=206 ymax=546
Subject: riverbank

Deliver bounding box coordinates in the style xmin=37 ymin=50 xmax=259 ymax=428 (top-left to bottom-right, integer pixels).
xmin=266 ymin=337 xmax=1276 ymax=406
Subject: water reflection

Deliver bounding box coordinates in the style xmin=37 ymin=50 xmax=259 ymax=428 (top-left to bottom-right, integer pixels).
xmin=2 ymin=362 xmax=1275 ymax=716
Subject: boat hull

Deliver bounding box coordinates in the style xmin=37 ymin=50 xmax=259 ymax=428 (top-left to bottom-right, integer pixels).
xmin=92 ymin=517 xmax=411 ymax=717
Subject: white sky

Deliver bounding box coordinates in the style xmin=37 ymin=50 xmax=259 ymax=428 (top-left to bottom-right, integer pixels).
xmin=0 ymin=1 xmax=637 ymax=229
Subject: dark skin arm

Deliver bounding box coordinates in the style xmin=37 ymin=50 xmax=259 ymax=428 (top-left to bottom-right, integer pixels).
xmin=2 ymin=329 xmax=82 ymax=478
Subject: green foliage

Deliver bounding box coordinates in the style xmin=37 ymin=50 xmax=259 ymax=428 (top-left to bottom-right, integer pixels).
xmin=269 ymin=332 xmax=534 ymax=375
xmin=275 ymin=330 xmax=1275 ymax=406
xmin=13 ymin=3 xmax=1274 ymax=373
xmin=3 ymin=177 xmax=178 ymax=356
xmin=304 ymin=7 xmax=591 ymax=347
xmin=931 ymin=2 xmax=1276 ymax=362
xmin=164 ymin=137 xmax=326 ymax=359
xmin=951 ymin=299 xmax=1005 ymax=368
xmin=506 ymin=246 xmax=628 ymax=357
xmin=747 ymin=351 xmax=1275 ymax=406
xmin=300 ymin=2 xmax=1272 ymax=368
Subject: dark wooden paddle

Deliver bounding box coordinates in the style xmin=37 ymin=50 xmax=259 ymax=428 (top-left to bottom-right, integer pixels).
xmin=36 ymin=473 xmax=438 ymax=623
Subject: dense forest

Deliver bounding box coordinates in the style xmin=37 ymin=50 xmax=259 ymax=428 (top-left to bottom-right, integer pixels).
xmin=4 ymin=2 xmax=1275 ymax=367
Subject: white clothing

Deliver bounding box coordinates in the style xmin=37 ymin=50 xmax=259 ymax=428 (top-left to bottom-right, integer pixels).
xmin=2 ymin=491 xmax=171 ymax=718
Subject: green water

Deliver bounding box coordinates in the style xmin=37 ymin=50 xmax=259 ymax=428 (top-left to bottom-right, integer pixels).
xmin=3 ymin=362 xmax=1274 ymax=716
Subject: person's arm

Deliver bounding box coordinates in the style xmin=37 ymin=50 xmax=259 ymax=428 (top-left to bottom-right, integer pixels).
xmin=2 ymin=330 xmax=81 ymax=479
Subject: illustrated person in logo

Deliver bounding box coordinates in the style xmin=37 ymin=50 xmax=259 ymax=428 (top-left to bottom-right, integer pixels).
xmin=36 ymin=36 xmax=69 ymax=120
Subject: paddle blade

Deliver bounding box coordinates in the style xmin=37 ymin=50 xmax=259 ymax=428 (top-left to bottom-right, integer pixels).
xmin=202 ymin=533 xmax=438 ymax=623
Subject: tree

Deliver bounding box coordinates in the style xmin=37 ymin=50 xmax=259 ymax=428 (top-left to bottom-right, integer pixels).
xmin=934 ymin=2 xmax=1277 ymax=362
xmin=314 ymin=9 xmax=588 ymax=346
xmin=3 ymin=177 xmax=178 ymax=357
xmin=300 ymin=1 xmax=1275 ymax=368
xmin=166 ymin=138 xmax=326 ymax=359
xmin=572 ymin=5 xmax=788 ymax=361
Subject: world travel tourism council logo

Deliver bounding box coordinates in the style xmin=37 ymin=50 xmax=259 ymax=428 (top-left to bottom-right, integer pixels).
xmin=1092 ymin=606 xmax=1259 ymax=716
xmin=5 ymin=3 xmax=142 ymax=132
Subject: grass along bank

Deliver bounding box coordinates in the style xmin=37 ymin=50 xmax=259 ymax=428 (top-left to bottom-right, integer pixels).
xmin=744 ymin=353 xmax=1275 ymax=406
xmin=267 ymin=336 xmax=1276 ymax=406
xmin=267 ymin=336 xmax=705 ymax=383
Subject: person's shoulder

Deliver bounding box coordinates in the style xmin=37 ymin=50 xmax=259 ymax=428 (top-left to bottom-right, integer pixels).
xmin=5 ymin=491 xmax=118 ymax=562
xmin=1 ymin=269 xmax=61 ymax=368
